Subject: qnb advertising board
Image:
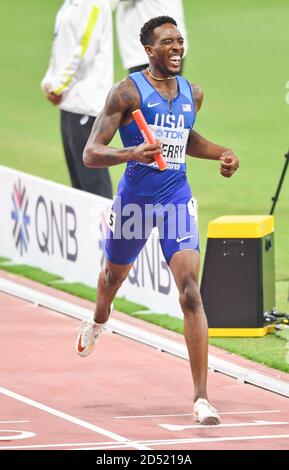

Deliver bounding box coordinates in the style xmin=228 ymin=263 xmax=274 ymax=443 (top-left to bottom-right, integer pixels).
xmin=0 ymin=166 xmax=182 ymax=317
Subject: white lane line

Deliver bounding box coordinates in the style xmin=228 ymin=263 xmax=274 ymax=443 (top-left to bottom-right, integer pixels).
xmin=114 ymin=410 xmax=281 ymax=419
xmin=160 ymin=420 xmax=289 ymax=431
xmin=137 ymin=433 xmax=289 ymax=446
xmin=219 ymin=410 xmax=281 ymax=416
xmin=0 ymin=386 xmax=150 ymax=451
xmin=8 ymin=432 xmax=288 ymax=450
xmin=0 ymin=430 xmax=36 ymax=441
xmin=75 ymin=444 xmax=136 ymax=450
xmin=0 ymin=420 xmax=30 ymax=424
xmin=0 ymin=441 xmax=131 ymax=450
xmin=59 ymin=433 xmax=289 ymax=449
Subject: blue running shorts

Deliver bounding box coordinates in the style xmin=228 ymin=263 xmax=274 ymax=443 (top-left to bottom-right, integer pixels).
xmin=105 ymin=181 xmax=199 ymax=265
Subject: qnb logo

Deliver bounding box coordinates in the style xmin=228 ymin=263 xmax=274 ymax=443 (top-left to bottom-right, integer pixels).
xmin=11 ymin=180 xmax=30 ymax=255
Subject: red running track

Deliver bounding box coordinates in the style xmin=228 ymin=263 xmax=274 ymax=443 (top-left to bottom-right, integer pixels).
xmin=0 ymin=271 xmax=289 ymax=451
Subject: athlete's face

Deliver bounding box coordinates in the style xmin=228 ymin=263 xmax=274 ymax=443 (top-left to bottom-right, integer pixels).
xmin=147 ymin=23 xmax=184 ymax=75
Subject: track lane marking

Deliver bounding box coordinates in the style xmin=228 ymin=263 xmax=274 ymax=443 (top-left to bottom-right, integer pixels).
xmin=0 ymin=441 xmax=133 ymax=450
xmin=66 ymin=433 xmax=289 ymax=450
xmin=0 ymin=430 xmax=35 ymax=441
xmin=0 ymin=386 xmax=150 ymax=450
xmin=114 ymin=410 xmax=281 ymax=419
xmin=68 ymin=433 xmax=289 ymax=449
xmin=136 ymin=433 xmax=289 ymax=446
xmin=160 ymin=420 xmax=289 ymax=431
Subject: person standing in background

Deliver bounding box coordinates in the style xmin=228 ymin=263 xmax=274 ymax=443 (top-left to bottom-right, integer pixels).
xmin=41 ymin=0 xmax=117 ymax=199
xmin=116 ymin=0 xmax=188 ymax=73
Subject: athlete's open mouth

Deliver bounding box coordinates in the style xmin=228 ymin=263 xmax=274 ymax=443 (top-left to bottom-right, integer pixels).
xmin=168 ymin=55 xmax=181 ymax=66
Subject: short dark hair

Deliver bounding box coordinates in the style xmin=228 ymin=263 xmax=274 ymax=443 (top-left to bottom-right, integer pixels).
xmin=140 ymin=16 xmax=177 ymax=46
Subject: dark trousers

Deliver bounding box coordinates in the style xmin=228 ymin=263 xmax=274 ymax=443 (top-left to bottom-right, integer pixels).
xmin=60 ymin=110 xmax=113 ymax=199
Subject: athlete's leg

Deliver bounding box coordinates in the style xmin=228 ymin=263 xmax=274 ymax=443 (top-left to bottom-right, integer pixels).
xmin=76 ymin=192 xmax=150 ymax=356
xmin=169 ymin=249 xmax=220 ymax=425
xmin=169 ymin=249 xmax=208 ymax=401
xmin=96 ymin=187 xmax=152 ymax=323
xmin=76 ymin=258 xmax=134 ymax=357
xmin=94 ymin=259 xmax=133 ymax=324
xmin=158 ymin=188 xmax=214 ymax=405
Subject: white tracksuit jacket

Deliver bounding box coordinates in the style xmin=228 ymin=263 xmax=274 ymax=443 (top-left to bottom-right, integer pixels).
xmin=41 ymin=0 xmax=115 ymax=116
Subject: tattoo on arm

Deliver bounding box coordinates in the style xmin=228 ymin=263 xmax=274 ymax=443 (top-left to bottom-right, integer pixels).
xmin=83 ymin=79 xmax=140 ymax=168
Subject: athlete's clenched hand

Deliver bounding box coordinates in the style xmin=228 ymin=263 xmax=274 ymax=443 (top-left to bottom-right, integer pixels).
xmin=219 ymin=151 xmax=239 ymax=178
xmin=130 ymin=140 xmax=163 ymax=165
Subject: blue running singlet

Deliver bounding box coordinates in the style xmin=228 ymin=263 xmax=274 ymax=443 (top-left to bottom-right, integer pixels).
xmin=118 ymin=72 xmax=196 ymax=201
xmin=105 ymin=72 xmax=199 ymax=266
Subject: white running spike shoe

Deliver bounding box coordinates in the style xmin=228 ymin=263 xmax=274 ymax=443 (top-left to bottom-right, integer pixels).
xmin=193 ymin=398 xmax=221 ymax=425
xmin=76 ymin=305 xmax=113 ymax=357
xmin=76 ymin=320 xmax=106 ymax=357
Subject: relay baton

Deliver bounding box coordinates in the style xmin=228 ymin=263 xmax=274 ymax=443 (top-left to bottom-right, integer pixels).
xmin=132 ymin=109 xmax=167 ymax=171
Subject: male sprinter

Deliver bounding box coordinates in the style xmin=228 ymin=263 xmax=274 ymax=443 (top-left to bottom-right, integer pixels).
xmin=76 ymin=16 xmax=239 ymax=425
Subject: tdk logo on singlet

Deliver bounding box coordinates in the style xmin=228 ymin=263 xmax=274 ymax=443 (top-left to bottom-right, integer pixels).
xmin=155 ymin=128 xmax=185 ymax=139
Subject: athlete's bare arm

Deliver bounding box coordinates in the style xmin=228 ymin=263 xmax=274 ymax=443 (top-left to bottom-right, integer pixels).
xmin=186 ymin=84 xmax=239 ymax=178
xmin=192 ymin=84 xmax=204 ymax=112
xmin=83 ymin=78 xmax=162 ymax=168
